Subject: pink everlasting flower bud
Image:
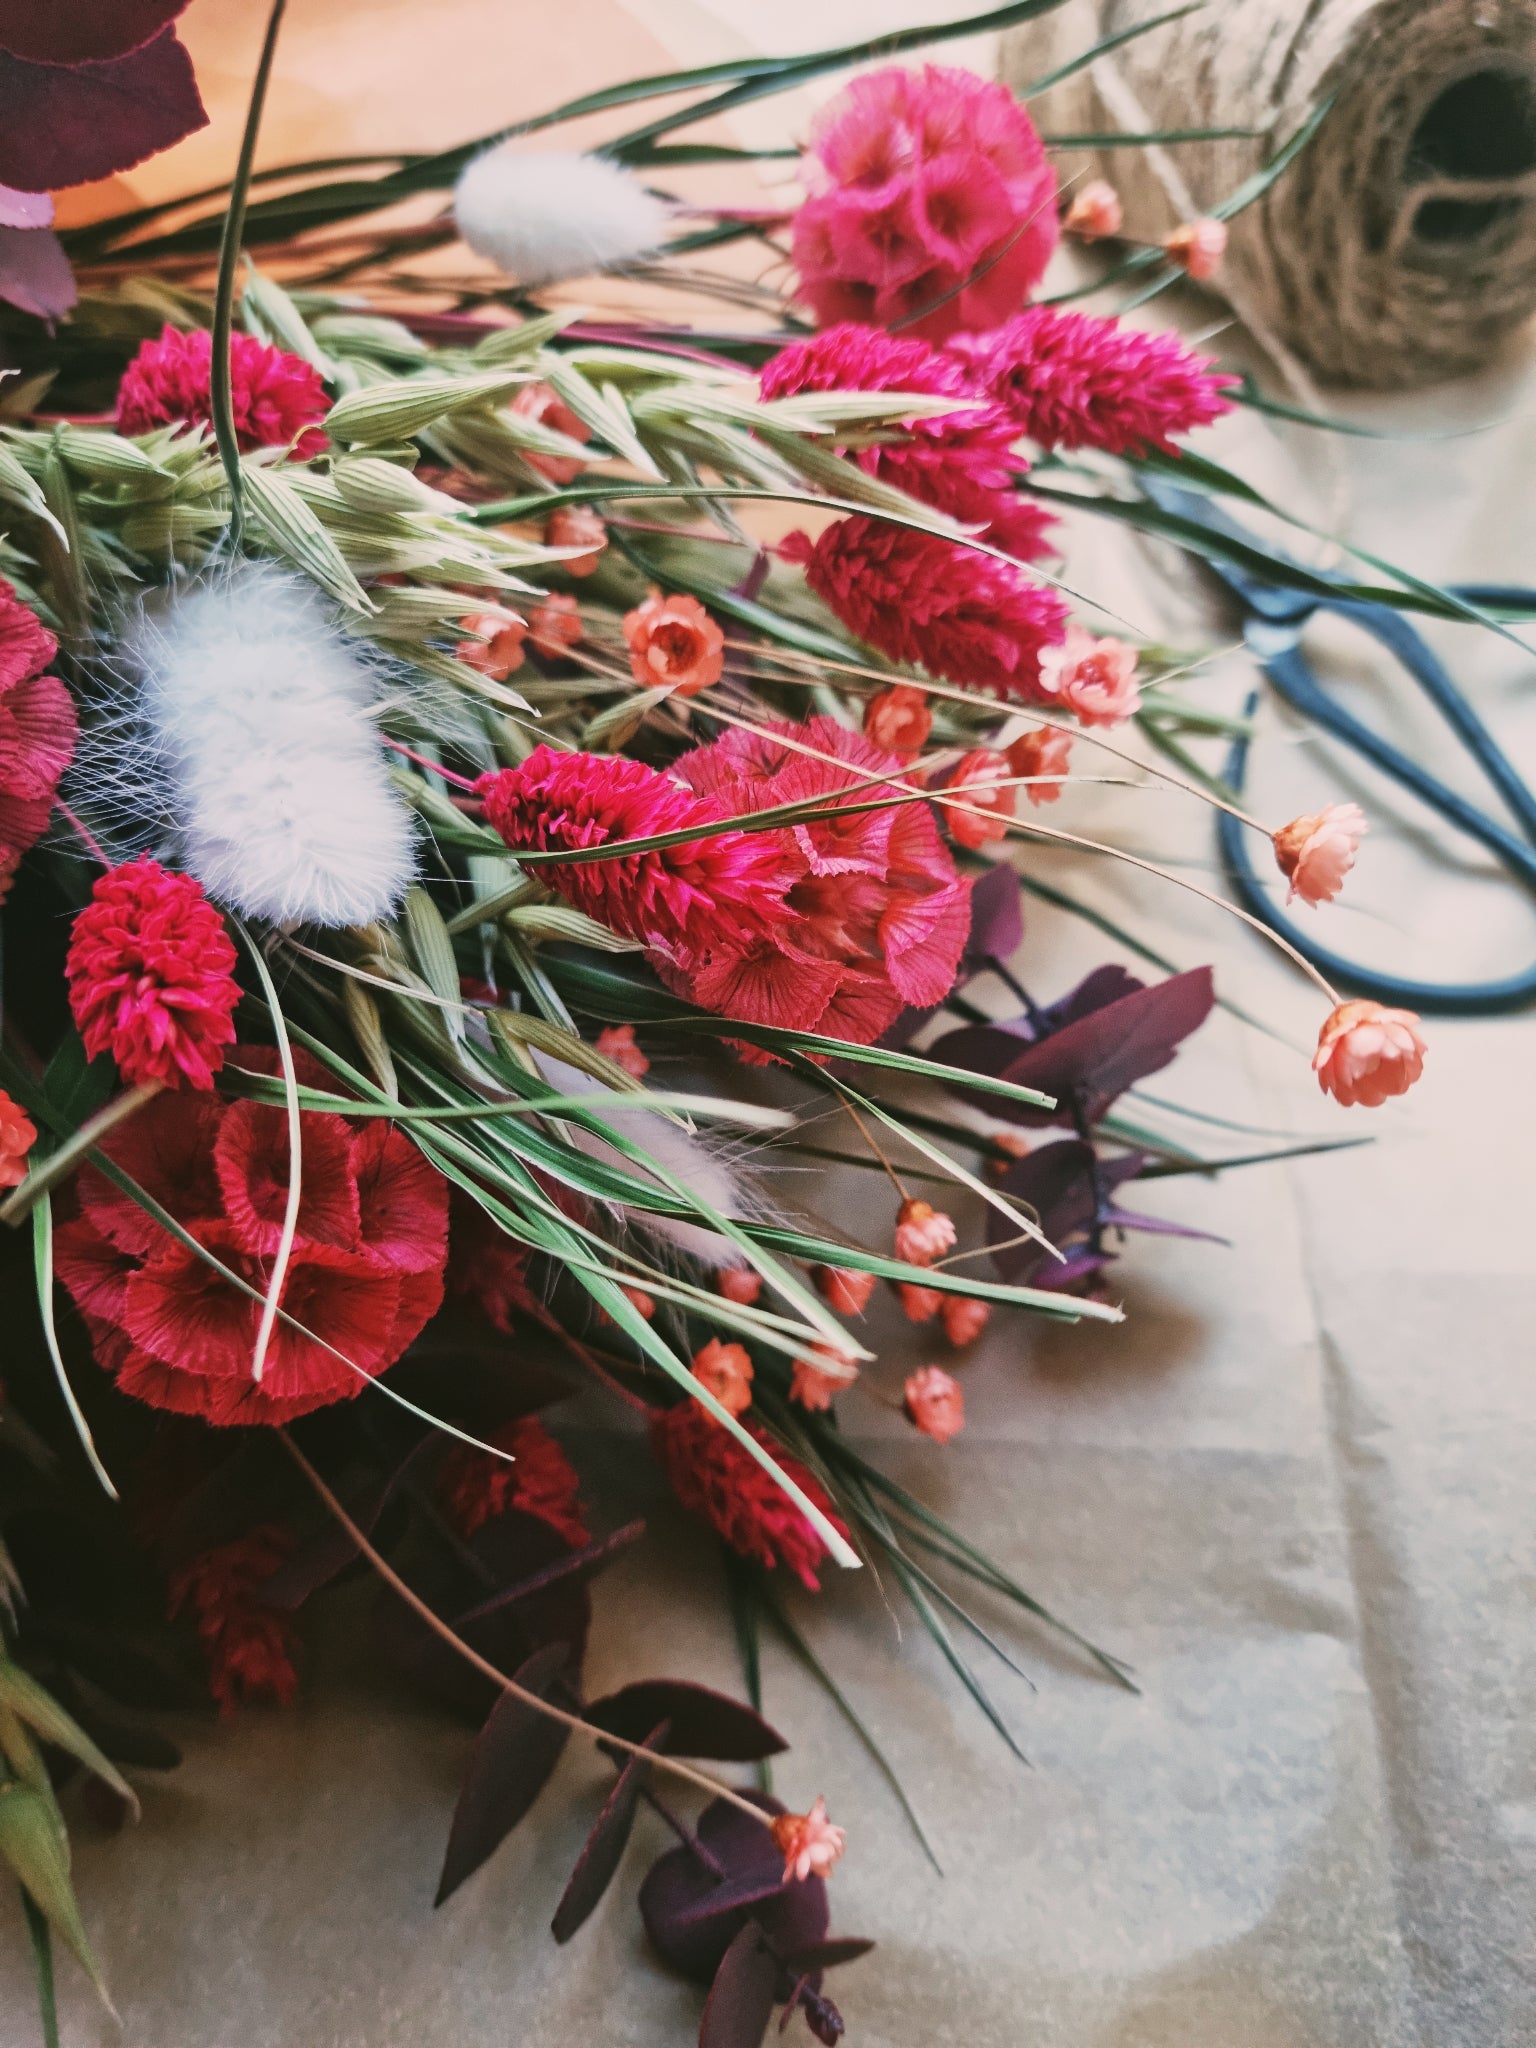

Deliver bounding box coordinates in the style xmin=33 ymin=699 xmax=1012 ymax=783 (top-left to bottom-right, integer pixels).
xmin=1064 ymin=180 xmax=1123 ymax=242
xmin=456 ymin=606 xmax=527 ymax=681
xmin=1038 ymin=626 xmax=1141 ymax=728
xmin=1314 ymin=1000 xmax=1426 ymax=1109
xmin=1273 ymin=802 xmax=1366 ymax=907
xmin=544 ymin=506 xmax=606 ymax=578
xmin=894 ymin=1197 xmax=956 ymax=1267
xmin=1006 ymin=724 xmax=1073 ymax=805
xmin=530 ymin=593 xmax=583 ymax=657
xmin=945 ymin=748 xmax=1015 ymax=850
xmin=940 ymin=1295 xmax=990 ymax=1347
xmin=716 ymin=1266 xmax=763 ymax=1306
xmin=771 ymin=1796 xmax=846 ymax=1883
xmin=814 ymin=1265 xmax=877 ymax=1315
xmin=691 ymin=1337 xmax=754 ymax=1417
xmin=620 ymin=1285 xmax=655 ymax=1321
xmin=864 ymin=684 xmax=932 ymax=756
xmin=1164 ymin=217 xmax=1227 ymax=282
xmin=987 ymin=1128 xmax=1031 ymax=1177
xmin=594 ymin=1022 xmax=649 ymax=1077
xmin=904 ymin=1365 xmax=965 ymax=1443
xmin=791 ymin=1340 xmax=859 ymax=1412
xmin=894 ymin=1281 xmax=943 ymax=1323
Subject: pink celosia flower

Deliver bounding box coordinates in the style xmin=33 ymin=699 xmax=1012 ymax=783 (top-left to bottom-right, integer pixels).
xmin=785 ymin=517 xmax=1066 ymax=699
xmin=0 ymin=1088 xmax=35 ymax=1191
xmin=716 ymin=1265 xmax=763 ymax=1305
xmin=510 ymin=381 xmax=589 ymax=483
xmin=1038 ymin=626 xmax=1142 ymax=727
xmin=477 ymin=746 xmax=793 ymax=966
xmin=1313 ymin=1000 xmax=1426 ymax=1109
xmin=814 ymin=1265 xmax=877 ymax=1315
xmin=1064 ymin=180 xmax=1123 ymax=241
xmin=438 ymin=1414 xmax=589 ymax=1547
xmin=790 ymin=1339 xmax=859 ymax=1413
xmin=894 ymin=1196 xmax=956 ymax=1266
xmin=864 ymin=685 xmax=933 ymax=755
xmin=1273 ymin=802 xmax=1366 ymax=907
xmin=117 ymin=325 xmax=329 ymax=456
xmin=895 ymin=1281 xmax=943 ymax=1323
xmin=650 ymin=1401 xmax=849 ymax=1590
xmin=792 ymin=65 xmax=1058 ymax=343
xmin=692 ymin=1336 xmax=754 ymax=1418
xmin=530 ymin=593 xmax=583 ymax=657
xmin=941 ymin=1295 xmax=990 ymax=1347
xmin=1006 ymin=724 xmax=1072 ymax=805
xmin=951 ymin=307 xmax=1235 ymax=457
xmin=456 ymin=605 xmax=527 ymax=680
xmin=595 ymin=1022 xmax=649 ymax=1077
xmin=544 ymin=505 xmax=606 ymax=577
xmin=66 ymin=859 xmax=241 ymax=1090
xmin=944 ymin=747 xmax=1015 ymax=849
xmin=1165 ymin=217 xmax=1227 ymax=281
xmin=0 ymin=580 xmax=76 ymax=879
xmin=771 ymin=1796 xmax=847 ymax=1883
xmin=904 ymin=1364 xmax=965 ymax=1442
xmin=622 ymin=592 xmax=725 ymax=696
xmin=168 ymin=1525 xmax=300 ymax=1716
xmin=0 ymin=580 xmax=56 ymax=691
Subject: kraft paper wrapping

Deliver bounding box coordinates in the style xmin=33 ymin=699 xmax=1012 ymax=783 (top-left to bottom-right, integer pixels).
xmin=6 ymin=4 xmax=1532 ymax=2043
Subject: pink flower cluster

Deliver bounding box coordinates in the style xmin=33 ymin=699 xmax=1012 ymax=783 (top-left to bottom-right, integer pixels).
xmin=793 ymin=65 xmax=1058 ymax=343
xmin=117 ymin=324 xmax=330 ymax=457
xmin=0 ymin=580 xmax=76 ymax=897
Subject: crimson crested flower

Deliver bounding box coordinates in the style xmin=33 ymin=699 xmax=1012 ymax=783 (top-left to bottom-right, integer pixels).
xmin=438 ymin=1414 xmax=590 ymax=1548
xmin=167 ymin=1524 xmax=300 ymax=1715
xmin=951 ymin=306 xmax=1236 ymax=458
xmin=792 ymin=64 xmax=1058 ymax=343
xmin=649 ymin=1400 xmax=850 ymax=1592
xmin=66 ymin=859 xmax=240 ymax=1090
xmin=785 ymin=516 xmax=1067 ymax=699
xmin=116 ymin=324 xmax=330 ymax=456
xmin=476 ymin=746 xmax=793 ymax=968
xmin=0 ymin=579 xmax=76 ymax=894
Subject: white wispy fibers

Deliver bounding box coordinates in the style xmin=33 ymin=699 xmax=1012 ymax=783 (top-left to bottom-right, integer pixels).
xmin=133 ymin=562 xmax=415 ymax=926
xmin=455 ymin=147 xmax=670 ymax=286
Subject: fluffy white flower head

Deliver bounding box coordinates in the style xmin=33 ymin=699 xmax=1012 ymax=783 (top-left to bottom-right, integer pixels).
xmin=455 ymin=147 xmax=669 ymax=286
xmin=134 ymin=561 xmax=415 ymax=927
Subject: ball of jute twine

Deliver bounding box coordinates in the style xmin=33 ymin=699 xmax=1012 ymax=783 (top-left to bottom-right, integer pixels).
xmin=1002 ymin=0 xmax=1536 ymax=391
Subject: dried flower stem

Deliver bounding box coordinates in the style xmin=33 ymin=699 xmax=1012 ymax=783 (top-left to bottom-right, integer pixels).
xmin=840 ymin=1099 xmax=908 ymax=1200
xmin=281 ymin=1431 xmax=774 ymax=1829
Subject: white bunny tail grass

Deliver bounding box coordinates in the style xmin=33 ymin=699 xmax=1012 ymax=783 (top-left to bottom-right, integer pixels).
xmin=455 ymin=147 xmax=670 ymax=287
xmin=134 ymin=562 xmax=415 ymax=927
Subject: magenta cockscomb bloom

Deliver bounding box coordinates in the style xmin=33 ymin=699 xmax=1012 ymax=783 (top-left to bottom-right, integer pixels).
xmin=66 ymin=858 xmax=240 ymax=1090
xmin=792 ymin=64 xmax=1059 ymax=344
xmin=117 ymin=324 xmax=330 ymax=456
xmin=476 ymin=746 xmax=793 ymax=962
xmin=952 ymin=307 xmax=1236 ymax=457
xmin=784 ymin=516 xmax=1067 ymax=699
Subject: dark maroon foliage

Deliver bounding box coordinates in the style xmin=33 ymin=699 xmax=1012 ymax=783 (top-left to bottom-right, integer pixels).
xmin=700 ymin=1922 xmax=780 ymax=2048
xmin=641 ymin=1793 xmax=828 ymax=1988
xmin=0 ymin=2 xmax=192 ymax=65
xmin=550 ymin=1720 xmax=670 ymax=1943
xmin=585 ymin=1680 xmax=788 ymax=1761
xmin=961 ymin=861 xmax=1024 ymax=973
xmin=435 ymin=1642 xmax=574 ymax=1904
xmin=0 ymin=25 xmax=206 ymax=193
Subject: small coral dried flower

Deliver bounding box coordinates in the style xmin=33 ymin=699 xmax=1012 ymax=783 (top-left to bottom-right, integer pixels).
xmin=0 ymin=1088 xmax=36 ymax=1190
xmin=894 ymin=1196 xmax=956 ymax=1267
xmin=622 ymin=592 xmax=725 ymax=696
xmin=692 ymin=1336 xmax=754 ymax=1418
xmin=941 ymin=1295 xmax=990 ymax=1347
xmin=1038 ymin=627 xmax=1141 ymax=728
xmin=1273 ymin=802 xmax=1366 ymax=907
xmin=987 ymin=1128 xmax=1031 ymax=1176
xmin=863 ymin=684 xmax=932 ymax=756
xmin=944 ymin=748 xmax=1015 ymax=850
xmin=1064 ymin=180 xmax=1123 ymax=241
xmin=895 ymin=1281 xmax=943 ymax=1323
xmin=814 ymin=1265 xmax=878 ymax=1315
xmin=771 ymin=1796 xmax=847 ymax=1883
xmin=619 ymin=1284 xmax=656 ymax=1322
xmin=716 ymin=1265 xmax=763 ymax=1306
xmin=67 ymin=859 xmax=241 ymax=1090
xmin=1006 ymin=725 xmax=1073 ymax=806
xmin=530 ymin=592 xmax=584 ymax=657
xmin=904 ymin=1364 xmax=965 ymax=1442
xmin=595 ymin=1022 xmax=649 ymax=1077
xmin=456 ymin=606 xmax=527 ymax=681
xmin=791 ymin=1340 xmax=860 ymax=1413
xmin=1165 ymin=217 xmax=1228 ymax=281
xmin=544 ymin=505 xmax=606 ymax=577
xmin=1314 ymin=1000 xmax=1426 ymax=1109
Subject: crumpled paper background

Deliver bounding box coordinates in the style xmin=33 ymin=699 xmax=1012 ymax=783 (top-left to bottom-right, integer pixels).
xmin=7 ymin=4 xmax=1533 ymax=2043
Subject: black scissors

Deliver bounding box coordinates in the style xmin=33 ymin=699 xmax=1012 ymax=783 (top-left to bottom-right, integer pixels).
xmin=1139 ymin=476 xmax=1536 ymax=1016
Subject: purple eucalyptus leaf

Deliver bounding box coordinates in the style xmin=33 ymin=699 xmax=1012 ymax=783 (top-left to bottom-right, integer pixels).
xmin=781 ymin=1938 xmax=875 ymax=1971
xmin=584 ymin=1681 xmax=787 ymax=1762
xmin=699 ymin=1922 xmax=779 ymax=2048
xmin=434 ymin=1641 xmax=572 ymax=1905
xmin=1101 ymin=1204 xmax=1228 ymax=1246
xmin=452 ymin=1521 xmax=644 ymax=1633
xmin=1036 ymin=964 xmax=1146 ymax=1033
xmin=0 ymin=31 xmax=207 ymax=193
xmin=963 ymin=862 xmax=1024 ymax=969
xmin=641 ymin=1792 xmax=829 ymax=1990
xmin=0 ymin=186 xmax=52 ymax=228
xmin=0 ymin=230 xmax=74 ymax=320
xmin=0 ymin=2 xmax=193 ymax=66
xmin=550 ymin=1719 xmax=669 ymax=1944
xmin=988 ymin=1142 xmax=1145 ymax=1283
xmin=260 ymin=1436 xmax=444 ymax=1611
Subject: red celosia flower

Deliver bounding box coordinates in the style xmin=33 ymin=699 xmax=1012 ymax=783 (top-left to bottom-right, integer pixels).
xmin=0 ymin=1088 xmax=35 ymax=1190
xmin=786 ymin=516 xmax=1067 ymax=699
xmin=952 ymin=307 xmax=1236 ymax=458
xmin=649 ymin=1400 xmax=850 ymax=1592
xmin=66 ymin=859 xmax=240 ymax=1090
xmin=594 ymin=1022 xmax=649 ymax=1077
xmin=622 ymin=592 xmax=725 ymax=696
xmin=477 ymin=745 xmax=793 ymax=965
xmin=116 ymin=324 xmax=330 ymax=456
xmin=792 ymin=65 xmax=1058 ymax=343
xmin=167 ymin=1524 xmax=300 ymax=1715
xmin=0 ymin=578 xmax=77 ymax=881
xmin=943 ymin=747 xmax=1015 ymax=849
xmin=438 ymin=1414 xmax=589 ymax=1547
xmin=692 ymin=1336 xmax=754 ymax=1417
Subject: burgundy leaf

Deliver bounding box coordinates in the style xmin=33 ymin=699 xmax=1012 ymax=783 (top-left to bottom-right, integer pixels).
xmin=963 ymin=861 xmax=1024 ymax=969
xmin=781 ymin=1938 xmax=875 ymax=1971
xmin=549 ymin=1718 xmax=670 ymax=1944
xmin=261 ymin=1437 xmax=444 ymax=1610
xmin=988 ymin=1140 xmax=1144 ymax=1283
xmin=0 ymin=30 xmax=207 ymax=193
xmin=453 ymin=1521 xmax=644 ymax=1632
xmin=1036 ymin=963 xmax=1145 ymax=1033
xmin=641 ymin=1793 xmax=829 ymax=1990
xmin=670 ymin=1873 xmax=797 ymax=1927
xmin=0 ymin=2 xmax=192 ymax=65
xmin=700 ymin=1922 xmax=779 ymax=2048
xmin=434 ymin=1642 xmax=572 ymax=1905
xmin=0 ymin=225 xmax=75 ymax=320
xmin=585 ymin=1681 xmax=788 ymax=1762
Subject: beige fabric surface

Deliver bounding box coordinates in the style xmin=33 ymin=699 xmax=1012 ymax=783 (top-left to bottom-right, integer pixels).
xmin=7 ymin=5 xmax=1535 ymax=2044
